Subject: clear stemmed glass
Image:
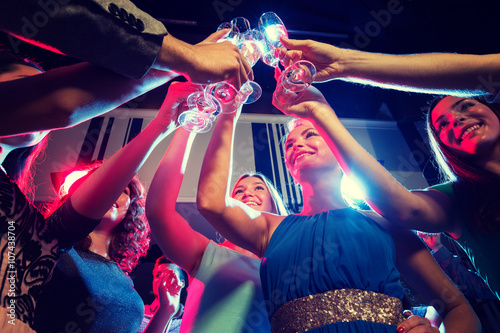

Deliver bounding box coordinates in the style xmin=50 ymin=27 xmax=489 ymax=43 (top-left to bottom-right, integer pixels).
xmin=274 ymin=60 xmax=316 ymax=104
xmin=217 ymin=22 xmax=239 ymax=43
xmin=236 ymin=29 xmax=265 ymax=103
xmin=257 ymin=12 xmax=288 ymax=68
xmin=204 ymin=82 xmax=244 ymax=114
xmin=230 ymin=17 xmax=251 ymax=34
xmin=177 ymin=91 xmax=221 ymax=133
xmin=237 ymin=29 xmax=263 ymax=67
xmin=217 ymin=19 xmax=262 ymax=104
xmin=258 ymin=12 xmax=288 ymax=50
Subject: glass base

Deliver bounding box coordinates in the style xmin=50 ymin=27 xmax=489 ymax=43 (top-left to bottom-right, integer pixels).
xmin=178 ymin=111 xmax=213 ymax=133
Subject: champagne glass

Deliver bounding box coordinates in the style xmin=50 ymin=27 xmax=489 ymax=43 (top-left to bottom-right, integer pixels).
xmin=237 ymin=29 xmax=263 ymax=67
xmin=217 ymin=22 xmax=239 ymax=43
xmin=258 ymin=12 xmax=288 ymax=50
xmin=274 ymin=60 xmax=316 ymax=104
xmin=237 ymin=29 xmax=264 ymax=103
xmin=230 ymin=17 xmax=251 ymax=34
xmin=215 ymin=18 xmax=262 ymax=105
xmin=259 ymin=36 xmax=279 ymax=68
xmin=205 ymin=82 xmax=243 ymax=114
xmin=178 ymin=92 xmax=221 ymax=133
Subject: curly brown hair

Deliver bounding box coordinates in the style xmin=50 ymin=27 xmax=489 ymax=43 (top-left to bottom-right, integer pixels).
xmin=75 ymin=174 xmax=150 ymax=273
xmin=47 ymin=161 xmax=151 ymax=274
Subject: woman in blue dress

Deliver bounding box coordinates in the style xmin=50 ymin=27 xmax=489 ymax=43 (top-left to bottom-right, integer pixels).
xmin=196 ymin=83 xmax=481 ymax=332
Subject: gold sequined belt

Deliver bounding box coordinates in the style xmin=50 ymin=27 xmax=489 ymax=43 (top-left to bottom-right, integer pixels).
xmin=270 ymin=288 xmax=405 ymax=333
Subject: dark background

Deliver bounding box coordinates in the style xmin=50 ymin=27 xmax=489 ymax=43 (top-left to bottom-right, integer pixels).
xmin=2 ymin=0 xmax=499 ymax=122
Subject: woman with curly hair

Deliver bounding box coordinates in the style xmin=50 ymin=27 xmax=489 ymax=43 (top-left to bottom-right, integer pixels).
xmin=0 ymin=47 xmax=179 ymax=333
xmin=62 ymin=164 xmax=151 ymax=274
xmin=32 ymin=88 xmax=179 ymax=332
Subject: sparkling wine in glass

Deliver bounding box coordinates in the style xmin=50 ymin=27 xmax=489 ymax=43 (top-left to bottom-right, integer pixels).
xmin=236 ymin=29 xmax=264 ymax=103
xmin=237 ymin=29 xmax=263 ymax=67
xmin=216 ymin=18 xmax=263 ymax=104
xmin=258 ymin=12 xmax=288 ymax=50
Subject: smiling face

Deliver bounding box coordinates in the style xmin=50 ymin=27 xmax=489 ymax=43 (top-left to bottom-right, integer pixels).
xmin=98 ymin=186 xmax=131 ymax=232
xmin=431 ymin=96 xmax=500 ymax=158
xmin=283 ymin=121 xmax=338 ymax=182
xmin=231 ymin=176 xmax=276 ymax=213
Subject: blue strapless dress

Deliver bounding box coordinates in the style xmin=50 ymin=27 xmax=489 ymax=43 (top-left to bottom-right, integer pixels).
xmin=261 ymin=209 xmax=404 ymax=332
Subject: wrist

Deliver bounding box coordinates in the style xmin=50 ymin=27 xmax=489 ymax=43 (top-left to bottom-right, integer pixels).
xmin=155 ymin=35 xmax=194 ymax=77
xmin=336 ymin=48 xmax=361 ymax=78
xmin=308 ymin=104 xmax=337 ymax=125
xmin=149 ymin=116 xmax=176 ymax=135
xmin=155 ymin=302 xmax=178 ymax=317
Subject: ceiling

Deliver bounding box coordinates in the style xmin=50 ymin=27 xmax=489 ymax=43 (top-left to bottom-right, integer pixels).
xmin=1 ymin=0 xmax=498 ymax=122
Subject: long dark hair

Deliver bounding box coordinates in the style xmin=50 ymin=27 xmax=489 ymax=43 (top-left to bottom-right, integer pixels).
xmin=47 ymin=161 xmax=151 ymax=273
xmin=426 ymin=96 xmax=500 ymax=233
xmin=74 ymin=174 xmax=150 ymax=273
xmin=0 ymin=50 xmax=46 ymax=201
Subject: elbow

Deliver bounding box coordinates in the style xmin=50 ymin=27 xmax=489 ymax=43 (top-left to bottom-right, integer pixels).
xmin=196 ymin=194 xmax=216 ymax=217
xmin=49 ymin=89 xmax=100 ymax=128
xmin=196 ymin=191 xmax=225 ymax=220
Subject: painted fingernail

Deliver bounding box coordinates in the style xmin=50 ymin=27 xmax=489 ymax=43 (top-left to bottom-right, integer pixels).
xmin=397 ymin=326 xmax=405 ymax=333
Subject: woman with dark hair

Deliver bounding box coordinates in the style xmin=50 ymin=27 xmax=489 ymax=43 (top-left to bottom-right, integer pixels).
xmin=32 ymin=84 xmax=180 ymax=332
xmin=0 ymin=47 xmax=182 ymax=332
xmin=56 ymin=164 xmax=151 ymax=274
xmin=146 ymin=82 xmax=287 ymax=332
xmin=274 ymin=38 xmax=500 ymax=299
xmin=196 ymin=75 xmax=482 ymax=331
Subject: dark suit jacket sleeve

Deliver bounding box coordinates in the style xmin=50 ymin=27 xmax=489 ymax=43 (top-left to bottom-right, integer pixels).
xmin=0 ymin=0 xmax=169 ymax=79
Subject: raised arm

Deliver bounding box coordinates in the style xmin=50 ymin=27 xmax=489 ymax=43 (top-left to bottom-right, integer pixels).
xmin=196 ymin=110 xmax=272 ymax=257
xmin=68 ymin=83 xmax=178 ymax=220
xmin=145 ymin=82 xmax=209 ymax=277
xmin=273 ymin=85 xmax=459 ymax=234
xmin=0 ymin=62 xmax=176 ymax=136
xmin=155 ymin=31 xmax=251 ymax=90
xmin=279 ymin=38 xmax=500 ymax=96
xmin=0 ymin=0 xmax=250 ymax=87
